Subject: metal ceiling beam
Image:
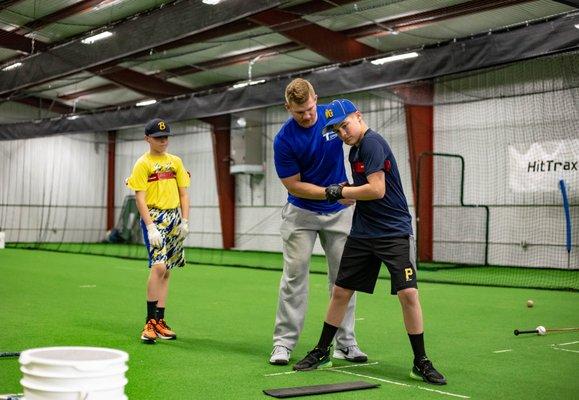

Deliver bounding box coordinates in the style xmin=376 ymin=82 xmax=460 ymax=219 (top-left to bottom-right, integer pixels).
xmin=15 ymin=0 xmax=108 ymax=35
xmin=0 ymin=0 xmax=24 ymax=10
xmin=551 ymin=1 xmax=578 ymax=8
xmin=96 ymin=65 xmax=314 ymax=111
xmin=97 ymin=67 xmax=191 ymax=98
xmin=133 ymin=19 xmax=258 ymax=59
xmin=157 ymin=42 xmax=301 ymax=79
xmin=58 ymin=83 xmax=119 ymax=100
xmin=0 ymin=0 xmax=281 ymax=96
xmin=282 ymin=0 xmax=358 ymax=14
xmin=14 ymin=96 xmax=82 ymax=114
xmin=249 ymin=8 xmax=377 ymax=62
xmin=0 ymin=29 xmax=48 ymax=53
xmin=342 ymin=0 xmax=535 ymax=38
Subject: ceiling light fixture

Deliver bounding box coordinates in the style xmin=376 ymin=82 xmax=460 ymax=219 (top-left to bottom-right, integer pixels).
xmin=232 ymin=82 xmax=249 ymax=89
xmin=136 ymin=99 xmax=157 ymax=107
xmin=67 ymin=115 xmax=79 ymax=120
xmin=81 ymin=31 xmax=113 ymax=44
xmin=575 ymin=24 xmax=579 ymax=29
xmin=2 ymin=62 xmax=22 ymax=71
xmin=202 ymin=0 xmax=223 ymax=4
xmin=93 ymin=0 xmax=124 ymax=11
xmin=231 ymin=79 xmax=265 ymax=89
xmin=370 ymin=51 xmax=419 ymax=65
xmin=235 ymin=117 xmax=247 ymax=128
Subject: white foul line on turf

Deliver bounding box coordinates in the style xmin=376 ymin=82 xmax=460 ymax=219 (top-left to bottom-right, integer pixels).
xmin=552 ymin=347 xmax=579 ymax=354
xmin=492 ymin=349 xmax=512 ymax=353
xmin=328 ymin=369 xmax=470 ymax=399
xmin=264 ymin=362 xmax=379 ymax=377
xmin=555 ymin=340 xmax=579 ymax=347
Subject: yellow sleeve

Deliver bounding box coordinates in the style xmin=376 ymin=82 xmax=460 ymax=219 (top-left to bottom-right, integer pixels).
xmin=126 ymin=158 xmax=149 ymax=191
xmin=174 ymin=156 xmax=190 ymax=188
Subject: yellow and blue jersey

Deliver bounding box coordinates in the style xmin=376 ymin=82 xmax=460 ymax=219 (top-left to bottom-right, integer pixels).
xmin=126 ymin=152 xmax=190 ymax=210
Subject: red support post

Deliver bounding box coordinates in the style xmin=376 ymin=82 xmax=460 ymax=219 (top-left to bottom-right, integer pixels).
xmin=202 ymin=115 xmax=235 ymax=249
xmin=393 ymin=83 xmax=434 ymax=262
xmin=106 ymin=130 xmax=116 ymax=231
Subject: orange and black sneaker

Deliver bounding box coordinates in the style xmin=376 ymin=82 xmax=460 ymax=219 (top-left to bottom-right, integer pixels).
xmin=154 ymin=319 xmax=177 ymax=340
xmin=141 ymin=319 xmax=157 ymax=344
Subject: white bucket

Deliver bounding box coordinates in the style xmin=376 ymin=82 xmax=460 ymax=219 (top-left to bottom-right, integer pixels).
xmin=19 ymin=346 xmax=129 ymax=400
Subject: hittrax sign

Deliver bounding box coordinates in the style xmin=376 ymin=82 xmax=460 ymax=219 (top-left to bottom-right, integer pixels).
xmin=508 ymin=140 xmax=578 ymax=193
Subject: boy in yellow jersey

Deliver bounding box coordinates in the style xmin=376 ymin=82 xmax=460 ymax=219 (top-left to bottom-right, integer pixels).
xmin=126 ymin=118 xmax=190 ymax=344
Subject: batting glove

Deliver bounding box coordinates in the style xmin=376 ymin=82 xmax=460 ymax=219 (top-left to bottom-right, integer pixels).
xmin=146 ymin=223 xmax=163 ymax=248
xmin=180 ymin=219 xmax=189 ymax=238
xmin=325 ymin=184 xmax=344 ymax=203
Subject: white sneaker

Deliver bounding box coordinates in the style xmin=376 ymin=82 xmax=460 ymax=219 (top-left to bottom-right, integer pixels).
xmin=269 ymin=345 xmax=291 ymax=365
xmin=333 ymin=345 xmax=368 ymax=362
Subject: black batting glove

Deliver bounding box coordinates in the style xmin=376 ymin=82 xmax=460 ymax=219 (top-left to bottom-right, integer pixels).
xmin=325 ymin=184 xmax=344 ymax=203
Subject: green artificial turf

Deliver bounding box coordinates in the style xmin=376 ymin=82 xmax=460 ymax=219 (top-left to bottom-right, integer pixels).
xmin=1 ymin=248 xmax=578 ymax=399
xmin=10 ymin=243 xmax=578 ymax=291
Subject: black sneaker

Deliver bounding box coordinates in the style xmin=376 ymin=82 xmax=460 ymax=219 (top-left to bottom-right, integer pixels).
xmin=410 ymin=357 xmax=447 ymax=385
xmin=293 ymin=346 xmax=332 ymax=371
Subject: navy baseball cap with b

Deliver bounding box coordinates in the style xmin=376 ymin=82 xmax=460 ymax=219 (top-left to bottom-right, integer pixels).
xmin=145 ymin=118 xmax=171 ymax=137
xmin=323 ymin=99 xmax=358 ymax=130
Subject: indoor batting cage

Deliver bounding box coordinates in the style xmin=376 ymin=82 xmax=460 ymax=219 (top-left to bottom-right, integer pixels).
xmin=2 ymin=51 xmax=576 ymax=291
xmin=1 ymin=1 xmax=578 ymax=400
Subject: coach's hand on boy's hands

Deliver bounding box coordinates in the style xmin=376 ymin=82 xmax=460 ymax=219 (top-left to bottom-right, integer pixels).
xmin=335 ymin=181 xmax=354 ymax=205
xmin=146 ymin=223 xmax=163 ymax=248
xmin=179 ymin=219 xmax=189 ymax=238
xmin=325 ymin=184 xmax=345 ymax=203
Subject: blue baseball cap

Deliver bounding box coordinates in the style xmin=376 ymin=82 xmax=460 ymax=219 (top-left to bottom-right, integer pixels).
xmin=323 ymin=99 xmax=358 ymax=130
xmin=145 ymin=118 xmax=171 ymax=137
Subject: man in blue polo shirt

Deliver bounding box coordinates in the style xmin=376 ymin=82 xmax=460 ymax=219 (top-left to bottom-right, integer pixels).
xmin=292 ymin=99 xmax=446 ymax=386
xmin=269 ymin=79 xmax=367 ymax=365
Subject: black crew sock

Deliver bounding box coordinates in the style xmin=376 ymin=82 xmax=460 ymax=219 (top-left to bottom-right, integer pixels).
xmin=316 ymin=322 xmax=339 ymax=351
xmin=408 ymin=332 xmax=426 ymax=364
xmin=147 ymin=300 xmax=158 ymax=322
xmin=156 ymin=307 xmax=165 ymax=321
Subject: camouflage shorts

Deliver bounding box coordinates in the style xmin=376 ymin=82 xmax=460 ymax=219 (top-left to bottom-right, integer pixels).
xmin=140 ymin=208 xmax=185 ymax=269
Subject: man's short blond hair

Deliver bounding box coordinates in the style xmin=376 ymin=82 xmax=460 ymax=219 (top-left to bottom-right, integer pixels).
xmin=285 ymin=78 xmax=316 ymax=105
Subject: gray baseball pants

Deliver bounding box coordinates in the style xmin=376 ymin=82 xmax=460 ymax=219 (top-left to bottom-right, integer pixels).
xmin=273 ymin=203 xmax=358 ymax=350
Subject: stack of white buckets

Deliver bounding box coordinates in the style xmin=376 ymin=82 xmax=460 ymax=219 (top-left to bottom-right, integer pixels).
xmin=19 ymin=347 xmax=129 ymax=399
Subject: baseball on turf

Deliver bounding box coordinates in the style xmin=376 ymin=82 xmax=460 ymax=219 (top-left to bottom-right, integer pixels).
xmin=526 ymin=300 xmax=534 ymax=308
xmin=536 ymin=326 xmax=546 ymax=335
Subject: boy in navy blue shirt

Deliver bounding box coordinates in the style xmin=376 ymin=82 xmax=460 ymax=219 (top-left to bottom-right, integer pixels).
xmin=293 ymin=99 xmax=446 ymax=386
xmin=270 ymin=79 xmax=367 ymax=365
